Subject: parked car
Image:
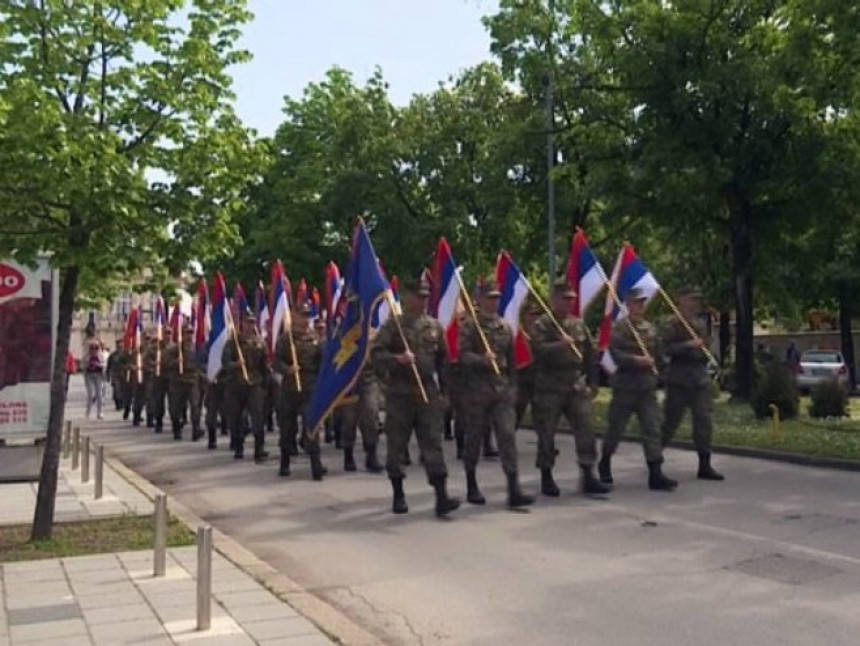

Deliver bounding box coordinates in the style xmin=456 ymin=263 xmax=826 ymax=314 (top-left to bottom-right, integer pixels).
xmin=796 ymin=350 xmax=850 ymax=393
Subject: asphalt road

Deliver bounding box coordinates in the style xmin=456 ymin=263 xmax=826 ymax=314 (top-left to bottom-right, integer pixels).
xmin=70 ymin=380 xmax=860 ymax=646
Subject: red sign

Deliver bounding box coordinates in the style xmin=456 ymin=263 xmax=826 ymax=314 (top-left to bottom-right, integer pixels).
xmin=0 ymin=264 xmax=25 ymax=299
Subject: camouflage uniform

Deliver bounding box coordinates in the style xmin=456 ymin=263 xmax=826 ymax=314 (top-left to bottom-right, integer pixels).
xmin=106 ymin=347 xmax=124 ymax=411
xmin=600 ymin=291 xmax=677 ymax=490
xmin=164 ymin=334 xmax=201 ymax=440
xmin=222 ymin=324 xmax=271 ymax=461
xmin=143 ymin=339 xmax=169 ymax=433
xmin=338 ymin=364 xmax=383 ymax=472
xmin=120 ymin=348 xmax=146 ymax=425
xmin=661 ymin=295 xmax=724 ymax=480
xmin=458 ymin=280 xmax=533 ymax=508
xmin=273 ymin=320 xmax=324 ymax=478
xmin=372 ymin=278 xmax=459 ymax=517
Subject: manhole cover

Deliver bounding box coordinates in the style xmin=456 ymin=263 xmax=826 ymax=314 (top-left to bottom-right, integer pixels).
xmin=728 ymin=553 xmax=843 ymax=585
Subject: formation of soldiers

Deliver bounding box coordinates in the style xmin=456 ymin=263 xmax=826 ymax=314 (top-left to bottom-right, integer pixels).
xmin=106 ymin=278 xmax=724 ymax=519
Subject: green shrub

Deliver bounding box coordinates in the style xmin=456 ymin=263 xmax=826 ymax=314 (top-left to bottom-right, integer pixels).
xmin=809 ymin=379 xmax=850 ymax=419
xmin=751 ymin=362 xmax=799 ymax=419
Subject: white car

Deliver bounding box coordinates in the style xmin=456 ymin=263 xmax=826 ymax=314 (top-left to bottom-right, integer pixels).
xmin=796 ymin=350 xmax=850 ymax=393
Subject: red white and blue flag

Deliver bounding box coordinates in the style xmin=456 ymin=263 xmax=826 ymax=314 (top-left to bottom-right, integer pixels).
xmin=296 ymin=279 xmax=308 ymax=310
xmin=169 ymin=301 xmax=183 ymax=341
xmin=154 ymin=296 xmax=167 ymax=343
xmin=310 ymin=287 xmax=321 ymax=323
xmin=233 ymin=283 xmax=250 ymax=320
xmin=324 ymin=261 xmax=342 ymax=323
xmin=255 ymin=281 xmax=269 ymax=341
xmin=597 ymin=243 xmax=660 ymax=373
xmin=566 ymin=228 xmax=605 ymax=317
xmin=495 ymin=251 xmax=534 ymax=369
xmin=432 ymin=238 xmax=461 ymax=361
xmin=207 ymin=272 xmax=230 ymax=381
xmin=269 ymin=260 xmax=292 ymax=356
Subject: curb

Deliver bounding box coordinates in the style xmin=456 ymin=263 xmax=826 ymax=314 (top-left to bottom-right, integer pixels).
xmin=104 ymin=452 xmax=384 ymax=646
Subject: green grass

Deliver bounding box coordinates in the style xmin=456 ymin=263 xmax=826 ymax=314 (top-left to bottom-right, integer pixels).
xmin=0 ymin=514 xmax=196 ymax=563
xmin=529 ymin=391 xmax=860 ymax=462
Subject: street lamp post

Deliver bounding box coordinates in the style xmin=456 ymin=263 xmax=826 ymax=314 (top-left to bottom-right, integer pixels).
xmin=545 ymin=0 xmax=556 ymax=282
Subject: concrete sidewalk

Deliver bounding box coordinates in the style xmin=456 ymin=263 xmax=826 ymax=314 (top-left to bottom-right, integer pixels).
xmin=0 ymin=378 xmax=335 ymax=646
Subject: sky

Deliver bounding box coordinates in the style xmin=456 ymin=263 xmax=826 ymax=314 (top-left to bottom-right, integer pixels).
xmin=231 ymin=0 xmax=499 ymax=136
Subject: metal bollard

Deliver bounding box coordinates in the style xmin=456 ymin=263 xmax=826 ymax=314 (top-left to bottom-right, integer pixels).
xmin=94 ymin=446 xmax=104 ymax=500
xmin=63 ymin=421 xmax=71 ymax=459
xmin=153 ymin=495 xmax=167 ymax=577
xmin=71 ymin=427 xmax=80 ymax=470
xmin=81 ymin=436 xmax=90 ymax=483
xmin=196 ymin=525 xmax=212 ymax=631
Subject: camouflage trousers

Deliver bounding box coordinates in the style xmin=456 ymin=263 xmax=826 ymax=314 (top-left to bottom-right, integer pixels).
xmin=339 ymin=381 xmax=380 ymax=450
xmin=147 ymin=375 xmax=168 ymax=425
xmin=532 ymin=390 xmax=597 ymax=469
xmin=462 ymin=393 xmax=519 ymax=475
xmin=603 ymin=388 xmax=664 ymax=463
xmin=662 ymin=384 xmax=713 ymax=452
xmin=276 ymin=389 xmax=320 ymax=456
xmin=384 ymin=394 xmax=447 ymax=481
xmin=205 ymin=381 xmax=227 ymax=433
xmin=122 ymin=377 xmax=145 ymax=421
xmin=169 ymin=379 xmax=201 ymax=433
xmin=225 ymin=382 xmax=265 ymax=449
xmin=515 ymin=374 xmax=535 ymax=428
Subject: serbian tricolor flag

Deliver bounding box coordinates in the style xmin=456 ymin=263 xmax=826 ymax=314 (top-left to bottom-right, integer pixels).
xmin=310 ymin=287 xmax=321 ymax=323
xmin=296 ymin=279 xmax=308 ymax=309
xmin=255 ymin=281 xmax=269 ymax=341
xmin=123 ymin=306 xmax=142 ymax=351
xmin=566 ymin=228 xmax=606 ymax=317
xmin=496 ymin=251 xmax=534 ymax=369
xmin=154 ymin=296 xmax=167 ymax=343
xmin=193 ymin=279 xmax=209 ymax=350
xmin=432 ymin=238 xmax=461 ymax=361
xmin=324 ymin=261 xmax=342 ymax=322
xmin=597 ymin=243 xmax=660 ymax=373
xmin=269 ymin=260 xmax=292 ymax=356
xmin=233 ymin=283 xmax=250 ymax=320
xmin=207 ymin=272 xmax=230 ymax=381
xmin=169 ymin=302 xmax=183 ymax=341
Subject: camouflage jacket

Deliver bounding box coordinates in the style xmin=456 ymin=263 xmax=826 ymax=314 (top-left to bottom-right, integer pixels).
xmin=608 ymin=318 xmax=663 ymax=391
xmin=458 ymin=310 xmax=515 ymax=397
xmin=532 ymin=313 xmax=595 ymax=394
xmin=222 ymin=333 xmax=270 ymax=387
xmin=661 ymin=316 xmax=710 ymax=388
xmin=273 ymin=325 xmax=321 ymax=392
xmin=163 ymin=340 xmax=198 ymax=384
xmin=142 ymin=340 xmax=168 ymax=380
xmin=373 ymin=312 xmax=447 ymax=399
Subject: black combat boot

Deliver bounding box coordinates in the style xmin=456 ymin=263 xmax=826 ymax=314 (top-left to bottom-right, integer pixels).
xmin=278 ymin=451 xmax=290 ymax=477
xmin=697 ymin=452 xmax=725 ymax=481
xmin=541 ymin=468 xmax=560 ymax=497
xmin=483 ymin=430 xmax=499 ymax=459
xmin=191 ymin=424 xmax=203 ymax=442
xmin=123 ymin=407 xmax=130 ymax=421
xmin=146 ymin=415 xmax=154 ymax=428
xmin=465 ymin=469 xmax=485 ymax=505
xmin=343 ymin=447 xmax=357 ymax=472
xmin=233 ymin=437 xmax=244 ymax=460
xmin=598 ymin=455 xmax=613 ymax=484
xmin=506 ymin=472 xmax=535 ymax=509
xmin=288 ymin=438 xmax=299 ymax=457
xmin=581 ymin=464 xmax=610 ymax=495
xmin=253 ymin=433 xmax=268 ymax=463
xmin=310 ymin=453 xmax=325 ymax=481
xmin=219 ymin=418 xmax=228 ymax=436
xmin=430 ymin=475 xmax=460 ymax=518
xmin=154 ymin=420 xmax=163 ymax=434
xmin=172 ymin=421 xmax=181 ymax=441
xmin=390 ymin=477 xmax=408 ymax=514
xmin=206 ymin=427 xmax=217 ymax=450
xmin=648 ymin=461 xmax=678 ymax=491
xmin=132 ymin=411 xmax=141 ymax=427
xmin=364 ymin=442 xmax=384 ymax=473
xmin=403 ymin=447 xmax=412 ymax=466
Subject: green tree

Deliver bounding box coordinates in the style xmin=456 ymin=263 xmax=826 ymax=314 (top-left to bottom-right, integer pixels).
xmin=0 ymin=0 xmax=265 ymax=539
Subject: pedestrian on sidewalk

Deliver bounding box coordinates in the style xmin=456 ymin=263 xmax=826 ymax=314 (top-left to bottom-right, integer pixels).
xmin=84 ymin=340 xmax=105 ymax=419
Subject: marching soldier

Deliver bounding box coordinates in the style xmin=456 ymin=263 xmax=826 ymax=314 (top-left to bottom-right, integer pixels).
xmin=223 ymin=312 xmax=271 ymax=462
xmin=143 ymin=331 xmax=168 ymax=433
xmin=372 ymin=277 xmax=459 ymax=517
xmin=339 ymin=365 xmax=384 ymax=473
xmin=661 ymin=287 xmax=724 ymax=480
xmin=121 ymin=338 xmax=146 ymax=426
xmin=273 ymin=302 xmax=326 ymax=479
xmin=599 ymin=287 xmax=677 ymax=491
xmin=459 ymin=280 xmax=534 ymax=509
xmin=531 ymin=281 xmax=609 ymax=496
xmin=164 ymin=323 xmax=202 ymax=441
xmin=106 ymin=340 xmax=124 ymax=411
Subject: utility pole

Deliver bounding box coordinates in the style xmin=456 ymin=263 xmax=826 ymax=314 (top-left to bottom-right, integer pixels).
xmin=545 ymin=0 xmax=556 ymax=282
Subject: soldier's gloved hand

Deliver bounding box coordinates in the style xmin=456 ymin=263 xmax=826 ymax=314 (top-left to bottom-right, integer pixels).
xmin=637 ymin=355 xmax=655 ymax=369
xmin=396 ymin=350 xmax=415 ymax=366
xmin=688 ymin=338 xmax=705 ymax=350
xmin=483 ymin=350 xmax=497 ymax=366
xmin=561 ymin=333 xmax=575 ymax=347
xmin=285 ymin=365 xmax=299 ymax=375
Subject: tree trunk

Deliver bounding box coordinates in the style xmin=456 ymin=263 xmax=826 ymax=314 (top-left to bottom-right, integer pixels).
xmin=31 ymin=265 xmax=79 ymax=541
xmin=838 ymin=281 xmax=856 ymax=389
xmin=730 ymin=201 xmax=754 ymax=400
xmin=719 ymin=310 xmax=731 ymax=366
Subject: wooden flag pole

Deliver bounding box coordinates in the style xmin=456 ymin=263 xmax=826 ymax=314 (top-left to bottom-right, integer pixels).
xmin=525 ymin=282 xmax=583 ymax=360
xmin=225 ymin=307 xmax=249 ymax=383
xmin=454 ymin=271 xmax=501 ymax=376
xmin=385 ymin=291 xmax=429 ymax=404
xmin=284 ymin=312 xmax=302 ymax=392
